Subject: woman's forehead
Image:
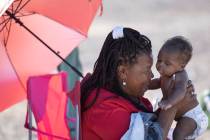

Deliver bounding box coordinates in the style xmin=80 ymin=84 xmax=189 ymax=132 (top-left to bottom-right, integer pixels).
xmin=136 ymin=54 xmax=153 ymax=66
xmin=159 ymin=50 xmax=179 ymax=60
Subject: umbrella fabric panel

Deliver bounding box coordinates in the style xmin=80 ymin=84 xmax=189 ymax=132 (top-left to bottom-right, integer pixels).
xmin=4 ymin=14 xmax=86 ymax=74
xmin=0 ymin=14 xmax=86 ymax=112
xmin=0 ymin=43 xmax=26 ymax=111
xmin=0 ymin=0 xmax=102 ymax=112
xmin=23 ymin=0 xmax=102 ymax=36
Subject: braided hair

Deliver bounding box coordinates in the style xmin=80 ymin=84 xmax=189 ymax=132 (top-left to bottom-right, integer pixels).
xmin=81 ymin=27 xmax=152 ymax=112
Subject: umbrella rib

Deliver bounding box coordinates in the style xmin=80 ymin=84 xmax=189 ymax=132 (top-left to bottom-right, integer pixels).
xmin=14 ymin=0 xmax=23 ymax=14
xmin=16 ymin=0 xmax=31 ymax=14
xmin=5 ymin=10 xmax=84 ymax=78
xmin=16 ymin=12 xmax=35 ymax=18
xmin=3 ymin=47 xmax=27 ymax=93
xmin=3 ymin=2 xmax=25 ymax=85
xmin=0 ymin=19 xmax=10 ymax=33
xmin=4 ymin=19 xmax=13 ymax=47
xmin=11 ymin=2 xmax=14 ymax=13
xmin=22 ymin=25 xmax=84 ymax=78
xmin=0 ymin=17 xmax=10 ymax=26
xmin=13 ymin=0 xmax=35 ymax=18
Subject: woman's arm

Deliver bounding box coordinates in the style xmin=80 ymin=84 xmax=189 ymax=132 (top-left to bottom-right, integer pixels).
xmin=157 ymin=105 xmax=177 ymax=140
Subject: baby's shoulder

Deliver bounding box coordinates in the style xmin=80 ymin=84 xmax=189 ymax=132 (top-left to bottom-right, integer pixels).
xmin=174 ymin=70 xmax=188 ymax=82
xmin=175 ymin=69 xmax=188 ymax=77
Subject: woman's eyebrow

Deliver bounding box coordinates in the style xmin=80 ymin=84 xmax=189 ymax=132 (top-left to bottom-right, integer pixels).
xmin=165 ymin=60 xmax=171 ymax=64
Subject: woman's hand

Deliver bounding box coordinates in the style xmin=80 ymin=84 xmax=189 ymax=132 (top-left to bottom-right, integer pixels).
xmin=175 ymin=80 xmax=198 ymax=119
xmin=187 ymin=80 xmax=195 ymax=94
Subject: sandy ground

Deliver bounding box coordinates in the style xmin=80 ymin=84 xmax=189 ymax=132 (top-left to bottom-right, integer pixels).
xmin=1 ymin=0 xmax=210 ymax=139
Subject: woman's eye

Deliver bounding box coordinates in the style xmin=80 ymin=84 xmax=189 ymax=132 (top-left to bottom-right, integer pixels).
xmin=165 ymin=62 xmax=170 ymax=66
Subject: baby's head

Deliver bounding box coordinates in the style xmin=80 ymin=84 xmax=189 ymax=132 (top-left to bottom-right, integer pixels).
xmin=156 ymin=36 xmax=192 ymax=77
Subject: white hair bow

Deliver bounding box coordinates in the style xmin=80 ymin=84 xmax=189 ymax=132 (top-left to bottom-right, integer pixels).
xmin=112 ymin=26 xmax=124 ymax=39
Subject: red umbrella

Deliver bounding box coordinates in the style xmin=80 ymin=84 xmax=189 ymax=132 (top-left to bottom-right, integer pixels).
xmin=0 ymin=0 xmax=102 ymax=112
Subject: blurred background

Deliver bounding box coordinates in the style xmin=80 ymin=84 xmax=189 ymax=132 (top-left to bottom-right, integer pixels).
xmin=1 ymin=0 xmax=210 ymax=139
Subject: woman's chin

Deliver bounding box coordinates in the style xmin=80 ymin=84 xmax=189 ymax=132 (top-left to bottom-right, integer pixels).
xmin=139 ymin=89 xmax=147 ymax=97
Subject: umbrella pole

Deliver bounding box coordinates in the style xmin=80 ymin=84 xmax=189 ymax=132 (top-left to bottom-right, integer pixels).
xmin=6 ymin=10 xmax=84 ymax=78
xmin=27 ymin=103 xmax=33 ymax=140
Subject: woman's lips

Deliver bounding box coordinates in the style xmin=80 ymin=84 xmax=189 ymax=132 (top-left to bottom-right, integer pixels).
xmin=158 ymin=70 xmax=163 ymax=75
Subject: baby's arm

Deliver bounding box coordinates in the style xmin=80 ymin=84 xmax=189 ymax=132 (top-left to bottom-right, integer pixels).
xmin=159 ymin=71 xmax=188 ymax=110
xmin=148 ymin=78 xmax=161 ymax=90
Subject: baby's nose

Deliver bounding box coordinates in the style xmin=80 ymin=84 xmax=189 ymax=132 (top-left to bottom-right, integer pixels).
xmin=156 ymin=65 xmax=161 ymax=72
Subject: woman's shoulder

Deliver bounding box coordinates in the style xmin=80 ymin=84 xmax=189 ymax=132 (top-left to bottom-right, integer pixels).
xmin=86 ymin=88 xmax=153 ymax=114
xmin=88 ymin=88 xmax=139 ymax=113
xmin=83 ymin=89 xmax=136 ymax=140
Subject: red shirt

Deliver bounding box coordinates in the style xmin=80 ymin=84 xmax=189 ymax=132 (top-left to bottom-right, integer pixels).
xmin=82 ymin=88 xmax=153 ymax=140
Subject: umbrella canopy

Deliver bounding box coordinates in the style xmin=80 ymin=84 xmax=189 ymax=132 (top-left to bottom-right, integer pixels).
xmin=23 ymin=0 xmax=102 ymax=36
xmin=0 ymin=0 xmax=15 ymax=16
xmin=0 ymin=0 xmax=102 ymax=112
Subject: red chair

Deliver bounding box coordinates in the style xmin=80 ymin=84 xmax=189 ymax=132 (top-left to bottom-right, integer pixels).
xmin=25 ymin=72 xmax=72 ymax=140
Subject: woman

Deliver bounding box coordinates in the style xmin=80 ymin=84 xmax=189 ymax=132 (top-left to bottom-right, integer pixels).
xmin=81 ymin=26 xmax=196 ymax=140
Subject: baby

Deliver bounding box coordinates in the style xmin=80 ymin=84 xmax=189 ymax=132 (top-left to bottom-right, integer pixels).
xmin=149 ymin=36 xmax=208 ymax=140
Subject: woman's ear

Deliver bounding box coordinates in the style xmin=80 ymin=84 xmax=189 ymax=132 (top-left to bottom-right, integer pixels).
xmin=117 ymin=65 xmax=127 ymax=80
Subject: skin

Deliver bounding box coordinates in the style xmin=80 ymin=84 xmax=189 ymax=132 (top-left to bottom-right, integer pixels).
xmin=156 ymin=50 xmax=198 ymax=111
xmin=156 ymin=49 xmax=184 ymax=77
xmin=156 ymin=50 xmax=186 ymax=110
xmin=156 ymin=50 xmax=198 ymax=140
xmin=117 ymin=53 xmax=197 ymax=140
xmin=117 ymin=54 xmax=154 ymax=98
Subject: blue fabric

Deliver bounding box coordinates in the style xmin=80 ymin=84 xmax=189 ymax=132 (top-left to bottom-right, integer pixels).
xmin=121 ymin=112 xmax=163 ymax=140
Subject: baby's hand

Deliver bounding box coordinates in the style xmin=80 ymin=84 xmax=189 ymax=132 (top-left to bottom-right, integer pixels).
xmin=158 ymin=100 xmax=172 ymax=110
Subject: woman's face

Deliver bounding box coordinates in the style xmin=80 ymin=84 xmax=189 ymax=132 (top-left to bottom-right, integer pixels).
xmin=119 ymin=54 xmax=153 ymax=98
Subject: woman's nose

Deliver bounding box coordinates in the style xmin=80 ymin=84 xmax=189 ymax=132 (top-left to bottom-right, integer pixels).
xmin=151 ymin=71 xmax=154 ymax=78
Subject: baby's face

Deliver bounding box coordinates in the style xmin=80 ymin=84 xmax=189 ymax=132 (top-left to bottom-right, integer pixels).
xmin=156 ymin=50 xmax=183 ymax=77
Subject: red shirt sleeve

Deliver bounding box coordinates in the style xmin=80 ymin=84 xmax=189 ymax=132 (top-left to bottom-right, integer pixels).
xmin=84 ymin=100 xmax=132 ymax=140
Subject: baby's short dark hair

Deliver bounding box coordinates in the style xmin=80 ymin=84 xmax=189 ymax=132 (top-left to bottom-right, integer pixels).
xmin=162 ymin=36 xmax=192 ymax=65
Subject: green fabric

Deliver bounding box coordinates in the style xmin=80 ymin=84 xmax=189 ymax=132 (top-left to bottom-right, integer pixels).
xmin=57 ymin=48 xmax=82 ymax=139
xmin=199 ymin=89 xmax=210 ymax=129
xmin=58 ymin=48 xmax=82 ymax=90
